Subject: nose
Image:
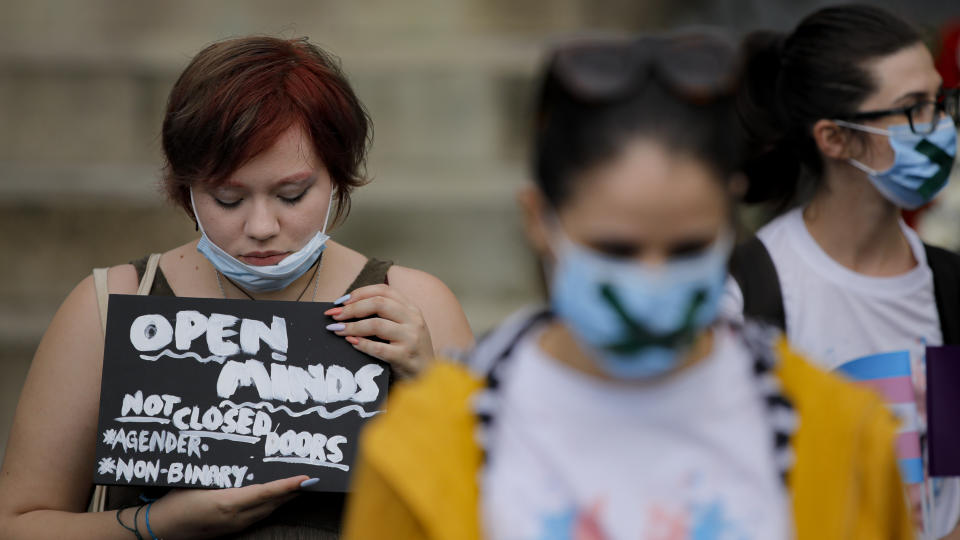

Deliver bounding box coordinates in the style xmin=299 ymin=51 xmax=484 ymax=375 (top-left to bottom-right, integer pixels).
xmin=244 ymin=199 xmax=280 ymax=241
xmin=640 ymin=251 xmax=669 ymax=268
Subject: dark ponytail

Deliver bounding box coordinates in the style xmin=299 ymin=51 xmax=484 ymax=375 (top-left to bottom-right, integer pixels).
xmin=739 ymin=4 xmax=921 ymax=208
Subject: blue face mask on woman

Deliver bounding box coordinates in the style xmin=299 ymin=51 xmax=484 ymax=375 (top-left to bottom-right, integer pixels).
xmin=834 ymin=117 xmax=957 ymax=209
xmin=549 ymin=226 xmax=732 ymax=380
xmin=190 ymin=188 xmax=334 ymax=293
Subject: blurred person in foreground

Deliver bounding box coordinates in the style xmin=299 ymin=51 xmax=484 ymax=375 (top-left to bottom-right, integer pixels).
xmin=343 ymin=31 xmax=913 ymax=540
xmin=725 ymin=5 xmax=960 ymax=538
xmin=0 ymin=36 xmax=473 ymax=539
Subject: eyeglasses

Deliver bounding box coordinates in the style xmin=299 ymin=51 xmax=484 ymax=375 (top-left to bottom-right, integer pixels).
xmin=547 ymin=32 xmax=739 ymax=105
xmin=837 ymin=88 xmax=960 ymax=135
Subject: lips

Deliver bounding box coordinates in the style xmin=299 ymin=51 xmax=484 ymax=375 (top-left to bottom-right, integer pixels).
xmin=239 ymin=251 xmax=290 ymax=266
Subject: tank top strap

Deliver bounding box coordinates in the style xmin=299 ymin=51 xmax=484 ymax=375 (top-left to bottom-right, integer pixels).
xmin=130 ymin=254 xmax=176 ymax=297
xmin=344 ymin=258 xmax=394 ymax=294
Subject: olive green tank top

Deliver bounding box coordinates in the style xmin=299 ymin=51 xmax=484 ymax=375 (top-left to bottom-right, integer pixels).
xmin=104 ymin=256 xmax=394 ymax=539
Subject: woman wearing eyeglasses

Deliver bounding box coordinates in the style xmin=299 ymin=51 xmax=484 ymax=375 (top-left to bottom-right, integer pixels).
xmin=342 ymin=31 xmax=912 ymax=540
xmin=726 ymin=4 xmax=960 ymax=539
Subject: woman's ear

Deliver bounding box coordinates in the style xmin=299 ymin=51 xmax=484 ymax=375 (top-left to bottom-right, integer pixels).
xmin=517 ymin=185 xmax=553 ymax=258
xmin=728 ymin=172 xmax=748 ymax=200
xmin=812 ymin=119 xmax=854 ymax=160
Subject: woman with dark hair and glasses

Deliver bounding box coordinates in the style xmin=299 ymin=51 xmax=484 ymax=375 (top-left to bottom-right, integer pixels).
xmin=342 ymin=31 xmax=911 ymax=540
xmin=725 ymin=5 xmax=960 ymax=538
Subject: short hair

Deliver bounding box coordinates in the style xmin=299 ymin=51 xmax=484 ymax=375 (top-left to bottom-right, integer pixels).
xmin=161 ymin=36 xmax=371 ymax=226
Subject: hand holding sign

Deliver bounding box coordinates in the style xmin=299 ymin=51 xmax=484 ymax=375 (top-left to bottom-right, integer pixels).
xmin=138 ymin=475 xmax=308 ymax=539
xmin=96 ymin=294 xmax=390 ymax=493
xmin=325 ymin=283 xmax=435 ymax=379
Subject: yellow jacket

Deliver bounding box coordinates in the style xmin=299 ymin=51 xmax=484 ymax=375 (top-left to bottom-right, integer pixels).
xmin=344 ymin=338 xmax=913 ymax=540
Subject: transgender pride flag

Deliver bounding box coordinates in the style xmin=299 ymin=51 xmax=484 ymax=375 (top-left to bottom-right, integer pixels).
xmin=835 ymin=350 xmax=923 ymax=484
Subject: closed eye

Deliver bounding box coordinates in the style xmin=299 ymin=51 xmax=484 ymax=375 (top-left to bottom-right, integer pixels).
xmin=668 ymin=239 xmax=713 ymax=258
xmin=279 ymin=188 xmax=309 ymax=205
xmin=589 ymin=241 xmax=641 ymax=259
xmin=214 ymin=198 xmax=242 ymax=209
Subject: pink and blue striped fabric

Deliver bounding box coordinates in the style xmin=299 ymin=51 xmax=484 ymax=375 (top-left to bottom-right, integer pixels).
xmin=835 ymin=350 xmax=922 ymax=484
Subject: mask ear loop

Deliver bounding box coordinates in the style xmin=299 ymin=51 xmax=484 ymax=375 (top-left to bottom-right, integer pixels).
xmin=540 ymin=206 xmax=582 ymax=269
xmin=189 ymin=187 xmax=208 ymax=235
xmin=832 ymin=119 xmax=893 ymax=137
xmin=320 ymin=187 xmax=336 ymax=236
xmin=832 ymin=119 xmax=892 ymax=176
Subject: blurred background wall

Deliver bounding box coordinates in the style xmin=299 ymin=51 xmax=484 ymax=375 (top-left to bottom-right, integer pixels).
xmin=1 ymin=0 xmax=958 ymax=461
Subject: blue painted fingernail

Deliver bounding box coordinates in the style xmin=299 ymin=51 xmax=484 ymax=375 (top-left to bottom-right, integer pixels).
xmin=300 ymin=478 xmax=320 ymax=489
xmin=326 ymin=323 xmax=346 ymax=331
xmin=334 ymin=294 xmax=351 ymax=305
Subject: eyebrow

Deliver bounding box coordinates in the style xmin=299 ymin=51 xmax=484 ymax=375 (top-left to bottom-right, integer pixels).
xmin=274 ymin=172 xmax=317 ymax=186
xmin=223 ymin=172 xmax=317 ymax=189
xmin=890 ymin=91 xmax=930 ymax=107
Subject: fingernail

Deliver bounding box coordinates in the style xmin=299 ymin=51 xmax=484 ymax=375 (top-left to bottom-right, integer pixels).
xmin=346 ymin=336 xmax=360 ymax=345
xmin=326 ymin=323 xmax=346 ymax=332
xmin=300 ymin=478 xmax=320 ymax=489
xmin=334 ymin=294 xmax=351 ymax=305
xmin=324 ymin=307 xmax=343 ymax=317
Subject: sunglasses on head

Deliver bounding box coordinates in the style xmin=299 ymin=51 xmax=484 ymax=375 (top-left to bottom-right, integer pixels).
xmin=547 ymin=32 xmax=740 ymax=104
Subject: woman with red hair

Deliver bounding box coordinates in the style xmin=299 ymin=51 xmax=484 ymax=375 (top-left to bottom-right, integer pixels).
xmin=0 ymin=36 xmax=474 ymax=539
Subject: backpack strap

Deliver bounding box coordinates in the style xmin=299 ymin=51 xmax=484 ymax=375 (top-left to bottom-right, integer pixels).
xmin=925 ymin=243 xmax=960 ymax=345
xmin=90 ymin=268 xmax=111 ymax=512
xmin=88 ymin=253 xmax=162 ymax=512
xmin=137 ymin=253 xmax=162 ymax=296
xmin=93 ymin=268 xmax=110 ymax=338
xmin=93 ymin=254 xmax=162 ymax=337
xmin=729 ymin=235 xmax=787 ymax=332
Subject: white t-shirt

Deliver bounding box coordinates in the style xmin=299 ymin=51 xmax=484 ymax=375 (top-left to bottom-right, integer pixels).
xmin=722 ymin=207 xmax=959 ymax=538
xmin=723 ymin=207 xmax=940 ymax=369
xmin=481 ymin=326 xmax=791 ymax=540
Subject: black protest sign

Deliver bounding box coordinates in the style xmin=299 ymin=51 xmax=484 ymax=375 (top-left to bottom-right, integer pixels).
xmin=94 ymin=294 xmax=389 ymax=492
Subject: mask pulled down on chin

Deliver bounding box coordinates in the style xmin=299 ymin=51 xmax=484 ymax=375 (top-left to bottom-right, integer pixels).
xmin=190 ymin=188 xmax=334 ymax=293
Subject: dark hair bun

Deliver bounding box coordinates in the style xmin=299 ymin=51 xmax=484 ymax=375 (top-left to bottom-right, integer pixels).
xmin=737 ymin=31 xmax=800 ymax=205
xmin=736 ymin=5 xmax=920 ymax=208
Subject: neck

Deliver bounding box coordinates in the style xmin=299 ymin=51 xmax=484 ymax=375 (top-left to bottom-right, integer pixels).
xmin=803 ymin=162 xmax=916 ymax=276
xmin=539 ymin=322 xmax=714 ymax=386
xmin=219 ymin=258 xmax=321 ymax=302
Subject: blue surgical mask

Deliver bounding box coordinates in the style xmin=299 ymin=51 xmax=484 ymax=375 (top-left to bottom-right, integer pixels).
xmin=834 ymin=117 xmax=957 ymax=209
xmin=190 ymin=188 xmax=333 ymax=293
xmin=549 ymin=227 xmax=732 ymax=379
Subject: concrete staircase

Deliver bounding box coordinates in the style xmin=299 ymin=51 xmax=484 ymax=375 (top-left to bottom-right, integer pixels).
xmin=3 ymin=0 xmax=953 ymax=461
xmin=0 ymin=0 xmax=679 ymax=461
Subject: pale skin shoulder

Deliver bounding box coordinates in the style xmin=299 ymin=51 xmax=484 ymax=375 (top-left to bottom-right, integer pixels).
xmin=0 ymin=259 xmax=179 ymax=531
xmin=0 ymin=274 xmax=110 ymax=536
xmin=0 ymin=252 xmax=298 ymax=538
xmin=385 ymin=264 xmax=475 ymax=354
xmin=321 ymin=242 xmax=475 ymax=377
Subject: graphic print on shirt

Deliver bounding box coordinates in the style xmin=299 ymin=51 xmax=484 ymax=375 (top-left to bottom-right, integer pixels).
xmin=484 ymin=329 xmax=788 ymax=540
xmin=644 ymin=499 xmax=752 ymax=540
xmin=722 ymin=207 xmax=959 ymax=537
xmin=835 ymin=350 xmax=923 ymax=485
xmin=533 ymin=475 xmax=757 ymax=540
xmin=536 ymin=499 xmax=606 ymax=540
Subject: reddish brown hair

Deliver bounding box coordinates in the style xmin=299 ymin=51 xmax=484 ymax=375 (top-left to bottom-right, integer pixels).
xmin=162 ymin=36 xmax=371 ymax=226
